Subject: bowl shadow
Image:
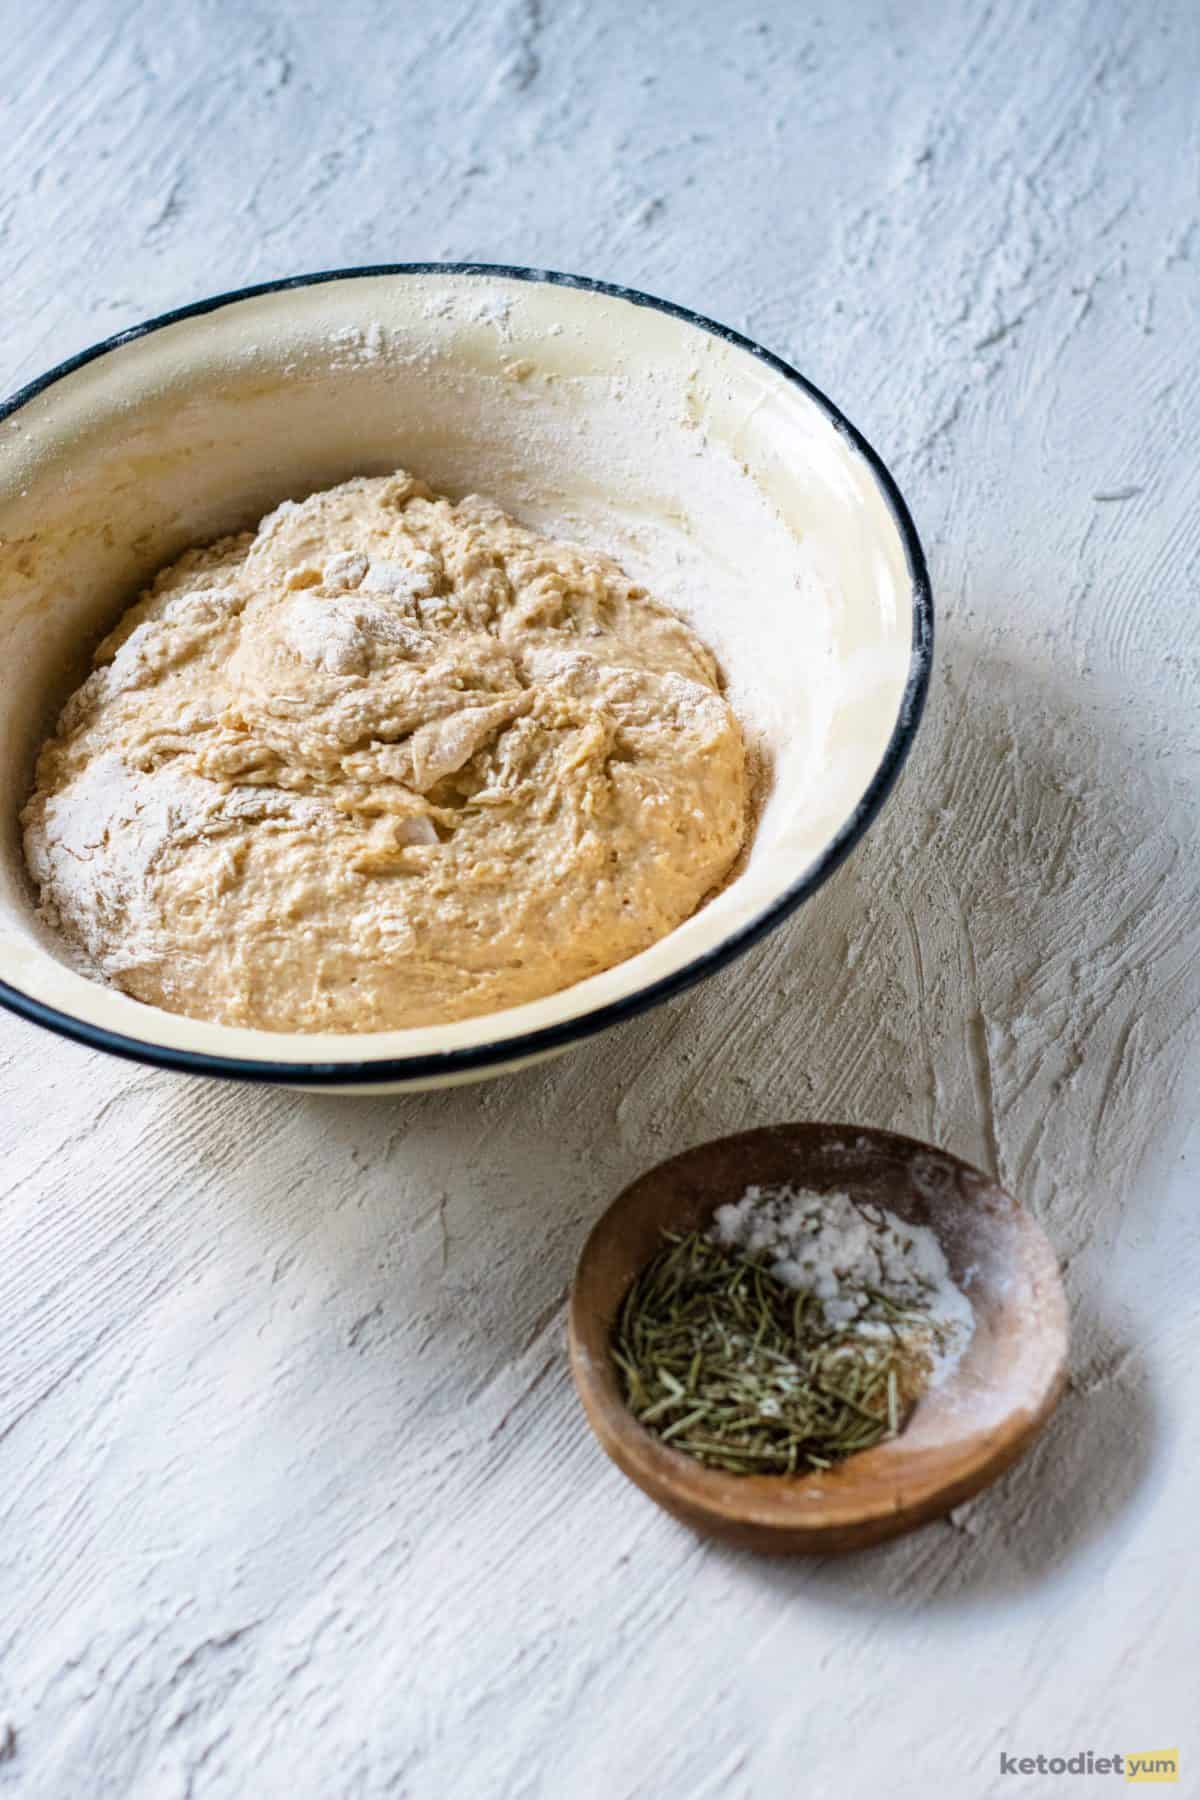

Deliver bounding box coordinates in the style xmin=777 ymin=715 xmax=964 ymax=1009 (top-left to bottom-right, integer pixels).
xmin=704 ymin=1290 xmax=1158 ymax=1608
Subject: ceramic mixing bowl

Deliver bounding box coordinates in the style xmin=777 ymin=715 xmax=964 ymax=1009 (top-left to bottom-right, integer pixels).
xmin=0 ymin=265 xmax=931 ymax=1091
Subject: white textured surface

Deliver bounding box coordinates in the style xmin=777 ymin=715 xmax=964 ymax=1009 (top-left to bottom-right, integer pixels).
xmin=1 ymin=2 xmax=1198 ymax=1794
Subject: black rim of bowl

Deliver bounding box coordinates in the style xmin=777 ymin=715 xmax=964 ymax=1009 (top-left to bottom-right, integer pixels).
xmin=0 ymin=263 xmax=933 ymax=1085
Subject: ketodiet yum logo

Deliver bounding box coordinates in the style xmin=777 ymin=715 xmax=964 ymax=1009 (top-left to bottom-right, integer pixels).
xmin=998 ymin=1749 xmax=1178 ymax=1782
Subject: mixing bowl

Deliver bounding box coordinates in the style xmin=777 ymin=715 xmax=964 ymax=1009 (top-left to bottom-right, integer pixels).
xmin=0 ymin=265 xmax=931 ymax=1091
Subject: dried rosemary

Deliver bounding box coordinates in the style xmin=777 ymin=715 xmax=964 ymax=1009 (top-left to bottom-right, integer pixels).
xmin=611 ymin=1229 xmax=945 ymax=1475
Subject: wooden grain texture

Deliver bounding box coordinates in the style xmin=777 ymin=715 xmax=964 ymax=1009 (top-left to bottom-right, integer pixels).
xmin=2 ymin=1 xmax=1199 ymax=1795
xmin=569 ymin=1125 xmax=1069 ymax=1554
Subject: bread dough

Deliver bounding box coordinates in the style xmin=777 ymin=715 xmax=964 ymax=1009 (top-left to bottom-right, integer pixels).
xmin=22 ymin=473 xmax=748 ymax=1032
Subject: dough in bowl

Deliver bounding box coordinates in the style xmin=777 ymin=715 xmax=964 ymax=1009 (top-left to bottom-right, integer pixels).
xmin=22 ymin=473 xmax=748 ymax=1032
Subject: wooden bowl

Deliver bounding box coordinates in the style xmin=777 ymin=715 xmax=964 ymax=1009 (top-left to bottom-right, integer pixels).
xmin=569 ymin=1123 xmax=1069 ymax=1553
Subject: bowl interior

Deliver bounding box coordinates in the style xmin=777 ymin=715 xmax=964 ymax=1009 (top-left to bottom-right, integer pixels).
xmin=0 ymin=271 xmax=923 ymax=1070
xmin=569 ymin=1125 xmax=1069 ymax=1551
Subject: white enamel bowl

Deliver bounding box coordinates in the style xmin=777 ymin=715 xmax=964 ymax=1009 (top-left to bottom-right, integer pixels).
xmin=0 ymin=266 xmax=931 ymax=1092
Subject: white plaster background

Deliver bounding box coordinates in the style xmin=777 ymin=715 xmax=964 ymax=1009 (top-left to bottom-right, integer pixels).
xmin=1 ymin=1 xmax=1198 ymax=1795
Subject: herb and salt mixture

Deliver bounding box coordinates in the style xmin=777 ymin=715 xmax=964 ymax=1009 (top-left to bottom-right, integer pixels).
xmin=612 ymin=1186 xmax=974 ymax=1475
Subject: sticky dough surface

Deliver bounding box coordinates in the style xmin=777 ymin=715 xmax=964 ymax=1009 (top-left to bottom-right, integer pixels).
xmin=21 ymin=473 xmax=748 ymax=1032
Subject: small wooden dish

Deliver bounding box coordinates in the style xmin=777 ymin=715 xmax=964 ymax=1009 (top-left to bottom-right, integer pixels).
xmin=569 ymin=1123 xmax=1069 ymax=1553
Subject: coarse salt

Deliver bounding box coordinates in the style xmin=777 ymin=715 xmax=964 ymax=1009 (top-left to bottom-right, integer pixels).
xmin=710 ymin=1184 xmax=974 ymax=1385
